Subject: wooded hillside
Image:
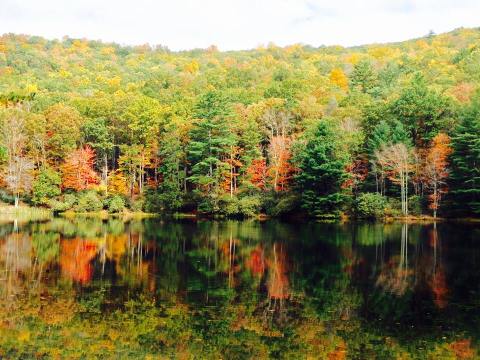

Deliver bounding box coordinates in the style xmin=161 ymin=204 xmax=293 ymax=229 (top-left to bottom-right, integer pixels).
xmin=0 ymin=28 xmax=479 ymax=218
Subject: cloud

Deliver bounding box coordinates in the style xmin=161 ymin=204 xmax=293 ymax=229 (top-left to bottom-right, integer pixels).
xmin=0 ymin=0 xmax=478 ymax=50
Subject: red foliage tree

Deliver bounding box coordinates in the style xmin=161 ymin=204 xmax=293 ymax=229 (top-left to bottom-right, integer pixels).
xmin=246 ymin=246 xmax=265 ymax=276
xmin=246 ymin=158 xmax=268 ymax=190
xmin=61 ymin=146 xmax=99 ymax=191
xmin=341 ymin=157 xmax=369 ymax=194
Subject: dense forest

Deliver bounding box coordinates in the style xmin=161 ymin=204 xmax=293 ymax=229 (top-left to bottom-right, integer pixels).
xmin=0 ymin=28 xmax=480 ymax=219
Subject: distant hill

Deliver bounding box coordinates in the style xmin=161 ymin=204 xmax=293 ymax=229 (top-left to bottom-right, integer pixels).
xmin=0 ymin=27 xmax=479 ymax=107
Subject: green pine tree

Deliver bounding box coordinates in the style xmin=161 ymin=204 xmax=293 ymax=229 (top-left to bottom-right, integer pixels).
xmin=295 ymin=121 xmax=348 ymax=218
xmin=187 ymin=91 xmax=235 ymax=212
xmin=450 ymin=97 xmax=480 ymax=215
xmin=390 ymin=74 xmax=454 ymax=147
xmin=350 ymin=60 xmax=378 ymax=94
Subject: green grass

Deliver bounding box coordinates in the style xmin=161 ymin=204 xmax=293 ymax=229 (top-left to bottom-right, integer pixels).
xmin=0 ymin=204 xmax=52 ymax=223
xmin=60 ymin=209 xmax=157 ymax=220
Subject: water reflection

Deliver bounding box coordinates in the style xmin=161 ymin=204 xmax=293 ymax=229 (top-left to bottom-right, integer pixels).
xmin=0 ymin=218 xmax=478 ymax=358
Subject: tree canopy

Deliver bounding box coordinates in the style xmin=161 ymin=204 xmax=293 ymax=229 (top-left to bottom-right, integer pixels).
xmin=0 ymin=28 xmax=479 ymax=217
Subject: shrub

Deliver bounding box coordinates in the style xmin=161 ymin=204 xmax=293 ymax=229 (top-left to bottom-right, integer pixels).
xmin=76 ymin=191 xmax=103 ymax=212
xmin=0 ymin=190 xmax=16 ymax=205
xmin=218 ymin=194 xmax=238 ymax=217
xmin=408 ymin=195 xmax=423 ymax=216
xmin=49 ymin=193 xmax=77 ymax=212
xmin=385 ymin=197 xmax=402 ymax=217
xmin=384 ymin=195 xmax=423 ymax=217
xmin=355 ymin=193 xmax=387 ymax=219
xmin=218 ymin=194 xmax=261 ymax=218
xmin=143 ymin=187 xmax=183 ymax=213
xmin=264 ymin=192 xmax=301 ymax=217
xmin=32 ymin=168 xmax=62 ymax=206
xmin=131 ymin=198 xmax=144 ymax=212
xmin=238 ymin=195 xmax=261 ymax=217
xmin=107 ymin=195 xmax=125 ymax=213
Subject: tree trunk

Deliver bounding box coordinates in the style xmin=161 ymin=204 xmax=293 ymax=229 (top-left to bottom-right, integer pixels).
xmin=103 ymin=152 xmax=108 ymax=195
xmin=405 ymin=167 xmax=409 ymax=216
xmin=183 ymin=167 xmax=187 ymax=193
xmin=230 ymin=161 xmax=233 ymax=198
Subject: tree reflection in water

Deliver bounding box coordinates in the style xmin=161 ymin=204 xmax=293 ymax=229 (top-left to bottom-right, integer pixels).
xmin=0 ymin=218 xmax=476 ymax=358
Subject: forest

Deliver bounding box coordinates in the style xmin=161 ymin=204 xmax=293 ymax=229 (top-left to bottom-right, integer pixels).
xmin=0 ymin=27 xmax=479 ymax=219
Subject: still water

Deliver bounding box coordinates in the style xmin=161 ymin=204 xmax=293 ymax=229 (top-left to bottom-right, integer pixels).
xmin=0 ymin=217 xmax=479 ymax=359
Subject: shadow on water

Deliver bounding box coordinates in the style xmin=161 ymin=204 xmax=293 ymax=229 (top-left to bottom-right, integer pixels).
xmin=0 ymin=217 xmax=479 ymax=358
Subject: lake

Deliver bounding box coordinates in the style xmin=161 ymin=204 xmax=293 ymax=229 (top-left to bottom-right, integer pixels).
xmin=0 ymin=217 xmax=479 ymax=359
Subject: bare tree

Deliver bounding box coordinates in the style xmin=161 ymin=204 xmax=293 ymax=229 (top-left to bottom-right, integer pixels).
xmin=4 ymin=156 xmax=34 ymax=207
xmin=1 ymin=109 xmax=34 ymax=207
xmin=262 ymin=108 xmax=293 ymax=191
xmin=375 ymin=143 xmax=411 ymax=216
xmin=371 ymin=160 xmax=386 ymax=196
xmin=268 ymin=135 xmax=292 ymax=191
xmin=262 ymin=108 xmax=292 ymax=139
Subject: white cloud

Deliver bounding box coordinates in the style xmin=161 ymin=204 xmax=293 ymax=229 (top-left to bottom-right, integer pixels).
xmin=0 ymin=0 xmax=478 ymax=50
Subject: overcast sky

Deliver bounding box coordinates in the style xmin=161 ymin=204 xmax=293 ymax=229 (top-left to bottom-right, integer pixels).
xmin=1 ymin=0 xmax=479 ymax=51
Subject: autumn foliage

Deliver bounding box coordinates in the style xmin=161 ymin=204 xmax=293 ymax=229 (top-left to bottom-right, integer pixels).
xmin=0 ymin=29 xmax=479 ymax=218
xmin=61 ymin=146 xmax=99 ymax=191
xmin=268 ymin=136 xmax=294 ymax=191
xmin=342 ymin=158 xmax=369 ymax=192
xmin=60 ymin=239 xmax=98 ymax=284
xmin=424 ymin=133 xmax=453 ymax=217
xmin=246 ymin=158 xmax=268 ymax=190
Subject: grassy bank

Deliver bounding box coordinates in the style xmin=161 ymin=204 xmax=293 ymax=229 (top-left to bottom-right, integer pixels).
xmin=1 ymin=205 xmax=479 ymax=224
xmin=60 ymin=209 xmax=157 ymax=221
xmin=0 ymin=205 xmax=52 ymax=223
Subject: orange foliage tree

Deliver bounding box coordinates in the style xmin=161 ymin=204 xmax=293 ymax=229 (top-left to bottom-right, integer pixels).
xmin=61 ymin=146 xmax=99 ymax=191
xmin=266 ymin=243 xmax=290 ymax=300
xmin=107 ymin=170 xmax=129 ymax=195
xmin=424 ymin=133 xmax=453 ymax=218
xmin=222 ymin=145 xmax=242 ymax=197
xmin=60 ymin=239 xmax=98 ymax=284
xmin=246 ymin=158 xmax=268 ymax=190
xmin=268 ymin=136 xmax=294 ymax=191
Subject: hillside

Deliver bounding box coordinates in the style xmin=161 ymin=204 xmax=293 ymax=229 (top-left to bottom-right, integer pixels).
xmin=0 ymin=27 xmax=479 ymax=217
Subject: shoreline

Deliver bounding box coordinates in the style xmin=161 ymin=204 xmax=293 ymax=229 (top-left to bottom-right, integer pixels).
xmin=1 ymin=205 xmax=480 ymax=223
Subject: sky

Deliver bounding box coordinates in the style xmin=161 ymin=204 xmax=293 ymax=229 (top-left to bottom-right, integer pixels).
xmin=1 ymin=0 xmax=479 ymax=51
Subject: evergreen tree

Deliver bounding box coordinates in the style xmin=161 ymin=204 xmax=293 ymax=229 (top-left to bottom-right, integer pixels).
xmin=368 ymin=119 xmax=410 ymax=154
xmin=155 ymin=120 xmax=188 ymax=211
xmin=390 ymin=119 xmax=411 ymax=145
xmin=350 ymin=60 xmax=378 ymax=94
xmin=450 ymin=98 xmax=480 ymax=215
xmin=368 ymin=120 xmax=391 ymax=155
xmin=390 ymin=74 xmax=454 ymax=147
xmin=367 ymin=119 xmax=410 ymax=195
xmin=187 ymin=91 xmax=235 ymax=212
xmin=295 ymin=121 xmax=348 ymax=217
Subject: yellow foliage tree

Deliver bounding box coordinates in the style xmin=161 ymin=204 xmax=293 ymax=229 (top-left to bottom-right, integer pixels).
xmin=329 ymin=68 xmax=348 ymax=90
